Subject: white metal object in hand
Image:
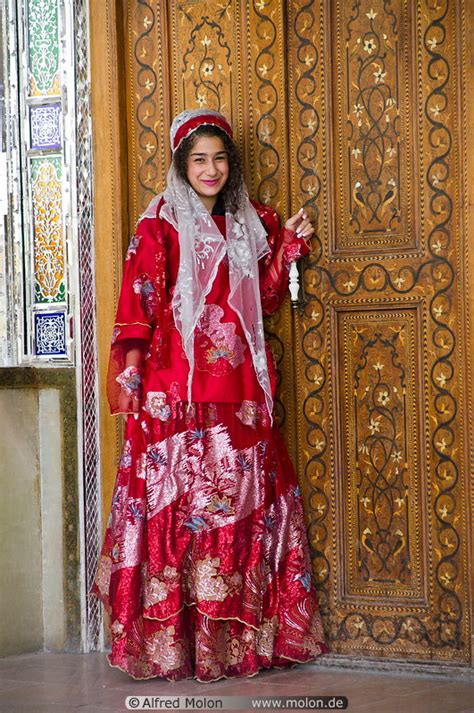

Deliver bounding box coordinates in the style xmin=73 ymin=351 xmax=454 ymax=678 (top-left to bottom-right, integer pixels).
xmin=289 ymin=261 xmax=300 ymax=303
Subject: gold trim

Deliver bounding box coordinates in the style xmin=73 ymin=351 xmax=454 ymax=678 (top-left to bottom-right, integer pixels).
xmin=142 ymin=601 xmax=260 ymax=631
xmin=104 ymin=647 xmax=324 ymax=683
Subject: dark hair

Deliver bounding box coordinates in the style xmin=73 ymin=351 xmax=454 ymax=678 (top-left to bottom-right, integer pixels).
xmin=173 ymin=125 xmax=244 ymax=214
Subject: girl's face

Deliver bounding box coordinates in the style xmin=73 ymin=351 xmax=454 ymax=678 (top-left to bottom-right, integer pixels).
xmin=185 ymin=135 xmax=229 ymax=211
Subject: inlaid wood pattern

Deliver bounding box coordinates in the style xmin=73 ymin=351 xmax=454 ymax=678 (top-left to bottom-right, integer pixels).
xmin=335 ymin=306 xmax=425 ymax=601
xmin=290 ymin=0 xmax=470 ymax=661
xmin=331 ymin=0 xmax=418 ymax=253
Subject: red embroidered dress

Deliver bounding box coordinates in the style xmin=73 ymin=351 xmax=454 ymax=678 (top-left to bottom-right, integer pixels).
xmin=92 ymin=198 xmax=328 ymax=681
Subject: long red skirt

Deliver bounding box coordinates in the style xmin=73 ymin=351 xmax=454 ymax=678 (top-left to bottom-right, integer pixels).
xmin=92 ymin=402 xmax=328 ymax=681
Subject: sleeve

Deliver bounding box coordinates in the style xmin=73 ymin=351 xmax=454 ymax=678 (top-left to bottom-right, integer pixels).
xmin=255 ymin=203 xmax=311 ymax=316
xmin=106 ymin=215 xmax=167 ymax=414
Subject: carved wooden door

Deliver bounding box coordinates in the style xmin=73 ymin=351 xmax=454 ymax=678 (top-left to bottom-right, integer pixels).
xmin=92 ymin=0 xmax=472 ymax=665
xmin=289 ymin=0 xmax=471 ymax=664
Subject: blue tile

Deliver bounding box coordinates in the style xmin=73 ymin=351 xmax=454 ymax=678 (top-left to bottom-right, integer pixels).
xmin=30 ymin=104 xmax=62 ymax=150
xmin=34 ymin=311 xmax=66 ymax=356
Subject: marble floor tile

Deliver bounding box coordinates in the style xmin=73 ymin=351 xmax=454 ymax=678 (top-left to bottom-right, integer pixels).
xmin=0 ymin=653 xmax=472 ymax=713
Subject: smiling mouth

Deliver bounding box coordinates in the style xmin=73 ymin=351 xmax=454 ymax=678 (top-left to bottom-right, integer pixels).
xmin=201 ymin=179 xmax=220 ymax=186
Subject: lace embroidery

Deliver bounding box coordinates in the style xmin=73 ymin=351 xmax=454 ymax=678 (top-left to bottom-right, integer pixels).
xmin=195 ymin=304 xmax=246 ymax=376
xmin=187 ymin=555 xmax=243 ymax=602
xmin=284 ymin=239 xmax=307 ymax=266
xmin=194 ymin=215 xmax=218 ymax=268
xmin=235 ymin=400 xmax=270 ymax=429
xmin=144 ymin=391 xmax=172 ymax=421
xmin=227 ymin=221 xmax=253 ymax=278
xmin=111 ymin=326 xmax=121 ymax=344
xmin=132 ymin=273 xmax=158 ymax=319
xmin=125 ymin=233 xmax=142 ymax=260
xmin=144 ymin=566 xmax=181 ymax=608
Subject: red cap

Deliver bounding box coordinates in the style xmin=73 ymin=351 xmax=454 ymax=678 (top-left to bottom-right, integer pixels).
xmin=172 ymin=113 xmax=233 ymax=152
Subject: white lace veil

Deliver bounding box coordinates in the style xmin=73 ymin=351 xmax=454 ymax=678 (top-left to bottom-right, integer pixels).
xmin=140 ymin=109 xmax=274 ymax=420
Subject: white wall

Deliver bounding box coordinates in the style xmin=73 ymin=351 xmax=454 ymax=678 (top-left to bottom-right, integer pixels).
xmin=0 ymin=388 xmax=65 ymax=655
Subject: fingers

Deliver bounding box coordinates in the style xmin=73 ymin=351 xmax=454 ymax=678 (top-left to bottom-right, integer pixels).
xmin=286 ymin=208 xmax=314 ymax=238
xmin=296 ymin=219 xmax=313 ymax=237
xmin=296 ymin=218 xmax=314 ymax=245
xmin=118 ymin=391 xmax=141 ymax=419
xmin=285 ymin=211 xmax=302 ymax=231
xmin=122 ymin=412 xmax=139 ymax=422
xmin=132 ymin=395 xmax=140 ymax=419
xmin=286 ymin=208 xmax=307 ymax=230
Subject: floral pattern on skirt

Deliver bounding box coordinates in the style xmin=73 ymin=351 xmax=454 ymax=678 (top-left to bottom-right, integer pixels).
xmin=92 ymin=403 xmax=328 ymax=681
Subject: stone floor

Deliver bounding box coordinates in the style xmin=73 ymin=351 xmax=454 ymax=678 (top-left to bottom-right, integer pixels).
xmin=0 ymin=652 xmax=472 ymax=713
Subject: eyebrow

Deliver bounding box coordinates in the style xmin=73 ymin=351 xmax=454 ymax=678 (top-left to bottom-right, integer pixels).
xmin=189 ymin=150 xmax=228 ymax=157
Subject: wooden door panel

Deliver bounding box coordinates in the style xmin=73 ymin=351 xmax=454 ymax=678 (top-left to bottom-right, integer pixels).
xmin=123 ymin=1 xmax=171 ymax=222
xmin=291 ymin=0 xmax=471 ymax=661
xmin=111 ymin=0 xmax=472 ymax=664
xmin=334 ymin=304 xmax=426 ymax=603
xmin=330 ymin=0 xmax=419 ymax=255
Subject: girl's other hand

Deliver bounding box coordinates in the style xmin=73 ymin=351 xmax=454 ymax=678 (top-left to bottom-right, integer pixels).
xmin=118 ymin=390 xmax=141 ymax=420
xmin=116 ymin=364 xmax=142 ymax=420
xmin=285 ymin=208 xmax=314 ymax=246
xmin=118 ymin=390 xmax=141 ymax=421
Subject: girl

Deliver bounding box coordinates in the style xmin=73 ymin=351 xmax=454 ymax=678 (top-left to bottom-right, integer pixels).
xmin=92 ymin=109 xmax=328 ymax=681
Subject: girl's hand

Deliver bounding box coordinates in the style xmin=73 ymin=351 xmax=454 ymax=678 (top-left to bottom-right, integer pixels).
xmin=117 ymin=390 xmax=141 ymax=420
xmin=285 ymin=208 xmax=314 ymax=246
xmin=116 ymin=365 xmax=142 ymax=420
